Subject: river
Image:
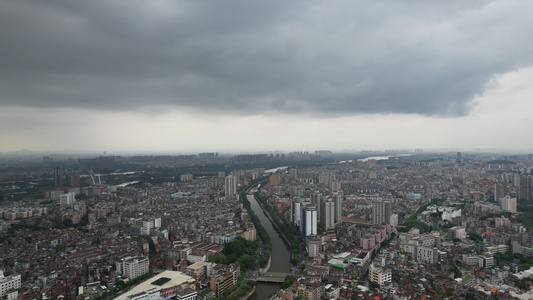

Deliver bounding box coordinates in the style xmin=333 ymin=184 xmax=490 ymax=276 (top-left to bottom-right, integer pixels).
xmin=246 ymin=194 xmax=292 ymax=300
xmin=357 ymin=153 xmax=413 ymax=162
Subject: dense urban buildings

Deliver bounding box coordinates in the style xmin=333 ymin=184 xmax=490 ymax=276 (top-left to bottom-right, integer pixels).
xmin=2 ymin=151 xmax=533 ymax=299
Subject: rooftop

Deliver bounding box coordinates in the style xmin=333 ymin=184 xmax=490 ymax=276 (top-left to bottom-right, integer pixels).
xmin=116 ymin=271 xmax=194 ymax=300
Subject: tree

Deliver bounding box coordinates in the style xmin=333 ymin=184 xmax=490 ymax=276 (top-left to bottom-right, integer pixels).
xmin=468 ymin=232 xmax=483 ymax=244
xmin=281 ymin=275 xmax=296 ymax=289
xmin=238 ymin=255 xmax=256 ymax=271
xmin=450 ymin=265 xmax=462 ymax=278
xmin=55 ymin=243 xmax=66 ymax=252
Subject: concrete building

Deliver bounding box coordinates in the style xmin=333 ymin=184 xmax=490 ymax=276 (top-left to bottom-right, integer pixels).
xmin=116 ymin=256 xmax=150 ymax=279
xmin=331 ymin=180 xmax=341 ymax=192
xmin=291 ymin=198 xmax=303 ymax=229
xmin=369 ymin=263 xmax=392 ymax=287
xmin=59 ymin=192 xmax=76 ymax=206
xmin=269 ymin=174 xmax=281 ymax=186
xmin=320 ymin=200 xmax=335 ymax=231
xmin=303 ymin=204 xmax=318 ymax=236
xmin=520 ymin=175 xmax=532 ymax=202
xmin=54 ymin=165 xmax=63 ymax=187
xmin=224 ymin=175 xmax=237 ymax=199
xmin=416 ymin=246 xmax=438 ymax=264
xmin=117 ymin=271 xmax=196 ymax=300
xmin=333 ymin=193 xmax=343 ymax=223
xmin=0 ymin=271 xmax=21 ymax=298
xmin=180 ymin=174 xmax=193 ymax=181
xmin=310 ymin=192 xmax=322 ymax=217
xmin=448 ymin=226 xmax=467 ymax=241
xmin=208 ymin=263 xmax=239 ymax=297
xmin=372 ymin=201 xmax=391 ymax=225
xmin=500 ymin=195 xmax=517 ymax=213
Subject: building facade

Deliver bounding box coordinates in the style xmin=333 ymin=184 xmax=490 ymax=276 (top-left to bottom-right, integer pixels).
xmin=116 ymin=256 xmax=150 ymax=279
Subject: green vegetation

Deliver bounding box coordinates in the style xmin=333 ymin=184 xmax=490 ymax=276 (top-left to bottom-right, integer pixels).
xmin=55 ymin=243 xmax=66 ymax=252
xmin=399 ymin=198 xmax=444 ymax=233
xmin=518 ymin=201 xmax=533 ymax=213
xmin=255 ymin=192 xmax=302 ymax=265
xmin=239 ymin=180 xmax=272 ymax=268
xmin=449 ymin=264 xmax=462 ymax=278
xmin=219 ymin=271 xmax=248 ymax=300
xmin=515 ymin=278 xmax=533 ymax=291
xmin=468 ymin=232 xmax=483 ymax=244
xmin=487 ymin=160 xmax=516 ymax=165
xmin=516 ymin=213 xmax=533 ymax=229
xmin=480 ymin=211 xmax=513 ymax=220
xmin=210 ymin=237 xmax=259 ymax=271
xmin=9 ymin=222 xmax=47 ymax=233
xmin=136 ymin=236 xmax=157 ymax=258
xmin=401 ymin=219 xmax=431 ymax=233
xmin=280 ymin=275 xmax=296 ymax=289
xmin=495 ymin=252 xmax=533 ymax=271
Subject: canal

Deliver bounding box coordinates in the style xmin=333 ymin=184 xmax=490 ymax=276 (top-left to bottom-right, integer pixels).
xmin=246 ymin=194 xmax=292 ymax=300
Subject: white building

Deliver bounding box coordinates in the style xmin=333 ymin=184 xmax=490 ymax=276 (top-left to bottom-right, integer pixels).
xmin=117 ymin=271 xmax=196 ymax=300
xmin=224 ymin=175 xmax=237 ymax=199
xmin=291 ymin=198 xmax=303 ymax=228
xmin=116 ymin=256 xmax=150 ymax=279
xmin=180 ymin=174 xmax=193 ymax=181
xmin=303 ymin=204 xmax=317 ymax=236
xmin=389 ymin=214 xmax=398 ymax=227
xmin=462 ymin=254 xmax=494 ymax=268
xmin=500 ymin=195 xmax=517 ymax=213
xmin=59 ymin=192 xmax=76 ymax=206
xmin=0 ymin=271 xmax=21 ymax=298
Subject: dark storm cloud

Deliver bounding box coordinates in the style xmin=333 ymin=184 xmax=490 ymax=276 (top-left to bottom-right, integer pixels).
xmin=0 ymin=0 xmax=531 ymax=116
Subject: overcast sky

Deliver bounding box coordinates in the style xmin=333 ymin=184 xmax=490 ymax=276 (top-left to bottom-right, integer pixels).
xmin=1 ymin=0 xmax=532 ymax=154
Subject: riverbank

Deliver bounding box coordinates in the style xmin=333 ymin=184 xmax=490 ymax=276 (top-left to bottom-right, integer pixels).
xmin=255 ymin=195 xmax=292 ymax=248
xmin=259 ymin=255 xmax=271 ymax=274
xmin=240 ymin=286 xmax=256 ymax=300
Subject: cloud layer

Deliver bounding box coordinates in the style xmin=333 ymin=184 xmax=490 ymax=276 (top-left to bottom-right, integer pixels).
xmin=1 ymin=0 xmax=532 ymax=117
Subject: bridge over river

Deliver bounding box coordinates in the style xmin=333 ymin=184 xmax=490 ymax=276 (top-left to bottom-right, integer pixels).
xmin=256 ymin=272 xmax=291 ymax=283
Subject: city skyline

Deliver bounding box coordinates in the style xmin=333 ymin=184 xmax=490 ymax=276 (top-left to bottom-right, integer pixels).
xmin=1 ymin=1 xmax=533 ymax=153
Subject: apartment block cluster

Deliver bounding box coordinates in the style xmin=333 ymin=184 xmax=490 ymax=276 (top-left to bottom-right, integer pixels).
xmin=0 ymin=205 xmax=47 ymax=220
xmin=257 ymin=153 xmax=533 ymax=298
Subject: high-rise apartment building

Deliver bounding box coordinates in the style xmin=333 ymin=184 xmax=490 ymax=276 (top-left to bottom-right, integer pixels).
xmin=320 ymin=200 xmax=335 ymax=231
xmin=54 ymin=165 xmax=63 ymax=187
xmin=500 ymin=195 xmax=517 ymax=213
xmin=225 ymin=175 xmax=237 ymax=199
xmin=331 ymin=180 xmax=341 ymax=192
xmin=310 ymin=192 xmax=322 ymax=217
xmin=291 ymin=198 xmax=303 ymax=229
xmin=494 ymin=183 xmax=508 ymax=202
xmin=303 ymin=204 xmax=317 ymax=236
xmin=520 ymin=175 xmax=532 ymax=202
xmin=373 ymin=201 xmax=391 ymax=225
xmin=59 ymin=192 xmax=76 ymax=206
xmin=333 ymin=193 xmax=343 ymax=222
